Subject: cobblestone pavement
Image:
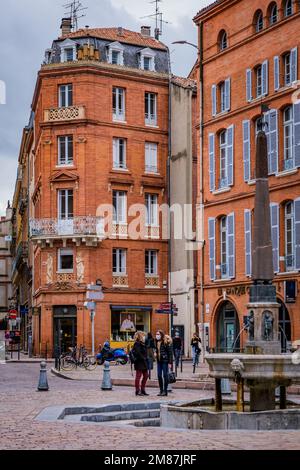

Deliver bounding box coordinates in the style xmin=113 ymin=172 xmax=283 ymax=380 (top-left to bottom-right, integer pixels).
xmin=1 ymin=363 xmax=300 ymax=450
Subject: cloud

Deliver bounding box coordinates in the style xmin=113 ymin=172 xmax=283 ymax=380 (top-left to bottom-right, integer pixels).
xmin=0 ymin=0 xmax=211 ymax=215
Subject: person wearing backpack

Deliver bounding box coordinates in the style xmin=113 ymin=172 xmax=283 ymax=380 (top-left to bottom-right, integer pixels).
xmin=155 ymin=330 xmax=173 ymax=397
xmin=131 ymin=331 xmax=149 ymax=396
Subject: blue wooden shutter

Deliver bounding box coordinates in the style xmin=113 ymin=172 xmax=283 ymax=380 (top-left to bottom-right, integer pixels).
xmin=208 ymin=218 xmax=216 ymax=281
xmin=244 ymin=210 xmax=252 ymax=277
xmin=227 ymin=125 xmax=234 ymax=186
xmin=209 ymin=133 xmax=215 ymax=192
xmin=227 ymin=213 xmax=235 ymax=279
xmin=274 ymin=56 xmax=280 ymax=91
xmin=295 ymin=198 xmax=300 ymax=270
xmin=270 ymin=203 xmax=280 ymax=273
xmin=246 ymin=69 xmax=252 ymax=102
xmin=262 ymin=60 xmax=269 ymax=96
xmin=225 ymin=78 xmax=231 ymax=111
xmin=265 ymin=110 xmax=278 ymax=175
xmin=291 ymin=47 xmax=298 ymax=83
xmin=293 ymin=102 xmax=300 ymax=168
xmin=212 ymin=85 xmax=217 ymax=117
xmin=243 ymin=120 xmax=251 ymax=182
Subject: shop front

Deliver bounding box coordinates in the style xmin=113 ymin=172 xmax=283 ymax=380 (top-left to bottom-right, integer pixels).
xmin=110 ymin=305 xmax=152 ymax=350
xmin=53 ymin=305 xmax=77 ymax=355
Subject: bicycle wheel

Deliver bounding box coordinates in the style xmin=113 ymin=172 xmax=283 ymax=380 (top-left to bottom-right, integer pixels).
xmin=83 ymin=356 xmax=98 ymax=371
xmin=61 ymin=356 xmax=76 ymax=371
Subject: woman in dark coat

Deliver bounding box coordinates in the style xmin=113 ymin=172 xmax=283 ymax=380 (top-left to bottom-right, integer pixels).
xmin=155 ymin=330 xmax=173 ymax=397
xmin=132 ymin=331 xmax=149 ymax=396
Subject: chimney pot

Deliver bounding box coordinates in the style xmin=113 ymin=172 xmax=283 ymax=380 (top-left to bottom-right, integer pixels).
xmin=117 ymin=27 xmax=124 ymax=36
xmin=141 ymin=26 xmax=151 ymax=37
xmin=61 ymin=17 xmax=72 ymax=37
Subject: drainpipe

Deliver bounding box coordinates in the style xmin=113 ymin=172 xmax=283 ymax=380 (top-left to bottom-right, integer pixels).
xmin=199 ymin=21 xmax=205 ymax=361
xmin=167 ymin=47 xmax=173 ymax=338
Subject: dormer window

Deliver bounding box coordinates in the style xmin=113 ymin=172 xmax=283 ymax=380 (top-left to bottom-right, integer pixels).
xmin=108 ymin=42 xmax=124 ymax=66
xmin=139 ymin=48 xmax=156 ymax=72
xmin=59 ymin=39 xmax=77 ymax=63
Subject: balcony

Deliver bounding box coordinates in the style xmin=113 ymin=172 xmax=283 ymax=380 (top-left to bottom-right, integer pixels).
xmin=145 ymin=114 xmax=157 ymax=127
xmin=44 ymin=106 xmax=85 ymax=123
xmin=12 ymin=242 xmax=28 ymax=275
xmin=113 ymin=275 xmax=129 ymax=288
xmin=30 ymin=216 xmax=104 ymax=247
xmin=144 ymin=225 xmax=160 ymax=239
xmin=112 ymin=223 xmax=128 ymax=239
xmin=145 ymin=275 xmax=160 ymax=288
xmin=18 ymin=188 xmax=28 ymax=215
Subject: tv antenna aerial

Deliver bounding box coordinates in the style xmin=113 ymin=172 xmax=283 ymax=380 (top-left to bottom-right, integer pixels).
xmin=140 ymin=0 xmax=171 ymax=40
xmin=63 ymin=0 xmax=88 ymax=31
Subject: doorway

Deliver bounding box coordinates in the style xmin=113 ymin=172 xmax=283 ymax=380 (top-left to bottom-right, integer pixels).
xmin=216 ymin=301 xmax=240 ymax=352
xmin=278 ymin=299 xmax=291 ymax=352
xmin=53 ymin=306 xmax=77 ymax=355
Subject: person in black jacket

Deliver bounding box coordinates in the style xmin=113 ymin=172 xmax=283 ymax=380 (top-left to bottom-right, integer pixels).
xmin=132 ymin=331 xmax=149 ymax=396
xmin=155 ymin=330 xmax=173 ymax=397
xmin=145 ymin=332 xmax=155 ymax=376
xmin=172 ymin=331 xmax=183 ymax=368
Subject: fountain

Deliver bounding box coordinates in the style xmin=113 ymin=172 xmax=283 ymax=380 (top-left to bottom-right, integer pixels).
xmin=161 ymin=123 xmax=300 ymax=430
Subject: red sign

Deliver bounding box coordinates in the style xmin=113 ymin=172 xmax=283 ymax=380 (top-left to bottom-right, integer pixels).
xmin=9 ymin=310 xmax=17 ymax=320
xmin=160 ymin=303 xmax=177 ymax=310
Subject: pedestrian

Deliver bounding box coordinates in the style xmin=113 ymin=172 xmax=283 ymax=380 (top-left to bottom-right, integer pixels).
xmin=172 ymin=330 xmax=183 ymax=369
xmin=155 ymin=330 xmax=173 ymax=397
xmin=145 ymin=332 xmax=155 ymax=377
xmin=132 ymin=331 xmax=149 ymax=396
xmin=191 ymin=332 xmax=201 ymax=367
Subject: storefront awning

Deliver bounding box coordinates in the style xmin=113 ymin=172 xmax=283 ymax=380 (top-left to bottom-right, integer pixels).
xmin=111 ymin=306 xmax=152 ymax=312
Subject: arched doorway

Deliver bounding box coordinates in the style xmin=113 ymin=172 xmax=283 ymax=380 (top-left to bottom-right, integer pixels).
xmin=216 ymin=301 xmax=240 ymax=352
xmin=278 ymin=299 xmax=291 ymax=352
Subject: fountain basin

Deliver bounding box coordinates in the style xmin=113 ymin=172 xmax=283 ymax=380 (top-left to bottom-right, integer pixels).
xmin=160 ymin=398 xmax=300 ymax=430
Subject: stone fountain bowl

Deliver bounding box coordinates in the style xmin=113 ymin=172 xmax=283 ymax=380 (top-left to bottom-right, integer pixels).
xmin=205 ymin=353 xmax=300 ymax=383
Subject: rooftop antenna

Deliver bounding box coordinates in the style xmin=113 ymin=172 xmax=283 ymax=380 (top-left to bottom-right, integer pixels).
xmin=140 ymin=0 xmax=171 ymax=40
xmin=63 ymin=0 xmax=88 ymax=31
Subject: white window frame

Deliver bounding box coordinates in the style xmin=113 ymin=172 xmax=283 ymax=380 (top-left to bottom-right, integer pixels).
xmin=256 ymin=65 xmax=263 ymax=98
xmin=284 ymin=52 xmax=292 ymax=86
xmin=145 ymin=250 xmax=158 ymax=276
xmin=113 ymin=87 xmax=126 ymax=122
xmin=219 ymin=130 xmax=227 ymax=188
xmin=59 ymin=84 xmax=73 ymax=108
xmin=139 ymin=48 xmax=156 ymax=72
xmin=145 ymin=142 xmax=158 ymax=173
xmin=270 ymin=4 xmax=278 ymax=24
xmin=58 ymin=189 xmax=74 ymax=220
xmin=113 ymin=249 xmax=127 ymax=275
xmin=220 ymin=217 xmax=228 ymax=278
xmin=58 ymin=248 xmax=74 ymax=273
xmin=107 ymin=42 xmax=124 ymax=66
xmin=145 ymin=194 xmax=158 ymax=227
xmin=220 ymin=82 xmax=226 ymax=112
xmin=58 ymin=135 xmax=73 ymax=166
xmin=145 ymin=92 xmax=157 ymax=126
xmin=113 ymin=138 xmax=127 ymax=170
xmin=220 ymin=31 xmax=227 ymax=51
xmin=285 ymin=202 xmax=295 ymax=270
xmin=59 ymin=39 xmax=77 ymax=63
xmin=283 ymin=106 xmax=294 ymax=169
xmin=284 ymin=0 xmax=293 ymax=17
xmin=113 ymin=191 xmax=127 ymax=224
xmin=256 ymin=12 xmax=264 ymax=32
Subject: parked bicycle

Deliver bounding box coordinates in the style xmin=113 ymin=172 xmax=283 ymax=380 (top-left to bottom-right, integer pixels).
xmin=60 ymin=345 xmax=97 ymax=371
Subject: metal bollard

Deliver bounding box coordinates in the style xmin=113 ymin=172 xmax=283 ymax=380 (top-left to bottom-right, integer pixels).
xmin=37 ymin=361 xmax=49 ymax=392
xmin=101 ymin=361 xmax=113 ymax=391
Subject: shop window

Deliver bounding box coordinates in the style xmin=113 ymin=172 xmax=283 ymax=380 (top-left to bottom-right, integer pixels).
xmin=111 ymin=309 xmax=150 ymax=342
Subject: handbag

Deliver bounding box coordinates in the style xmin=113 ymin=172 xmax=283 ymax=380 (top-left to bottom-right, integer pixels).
xmin=168 ymin=371 xmax=176 ymax=384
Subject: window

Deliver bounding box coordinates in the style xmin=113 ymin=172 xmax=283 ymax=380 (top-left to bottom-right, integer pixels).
xmin=113 ymin=249 xmax=127 ymax=274
xmin=285 ymin=202 xmax=295 ymax=270
xmin=145 ymin=194 xmax=158 ymax=226
xmin=113 ymin=191 xmax=127 ymax=224
xmin=65 ymin=48 xmax=74 ymax=62
xmin=284 ymin=52 xmax=291 ymax=85
xmin=145 ymin=250 xmax=158 ymax=275
xmin=58 ymin=189 xmax=73 ymax=219
xmin=139 ymin=48 xmax=156 ymax=71
xmin=143 ymin=57 xmax=152 ymax=71
xmin=255 ymin=116 xmax=263 ymax=135
xmin=113 ymin=138 xmax=126 ymax=169
xmin=220 ymin=82 xmax=226 ymax=112
xmin=113 ymin=87 xmax=125 ymax=121
xmin=219 ymin=131 xmax=227 ymax=187
xmin=58 ymin=249 xmax=74 ymax=272
xmin=284 ymin=0 xmax=293 ymax=17
xmin=256 ymin=65 xmax=263 ymax=97
xmin=108 ymin=42 xmax=124 ymax=66
xmin=59 ymin=84 xmax=73 ymax=108
xmin=212 ymin=79 xmax=230 ymax=116
xmin=145 ymin=92 xmax=157 ymax=126
xmin=145 ymin=142 xmax=158 ymax=173
xmin=58 ymin=136 xmax=73 ymax=166
xmin=255 ymin=11 xmax=264 ymax=32
xmin=219 ymin=30 xmax=227 ymax=51
xmin=283 ymin=106 xmax=294 ymax=169
xmin=60 ymin=39 xmax=77 ymax=63
xmin=220 ymin=217 xmax=228 ymax=278
xmin=270 ymin=3 xmax=278 ymax=24
xmin=112 ymin=50 xmax=121 ymax=65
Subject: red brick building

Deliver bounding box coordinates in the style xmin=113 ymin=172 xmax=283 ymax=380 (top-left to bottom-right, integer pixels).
xmin=29 ymin=21 xmax=170 ymax=356
xmin=194 ymin=0 xmax=300 ymax=352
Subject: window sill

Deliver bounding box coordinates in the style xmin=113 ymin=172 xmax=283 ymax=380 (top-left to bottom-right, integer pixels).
xmin=212 ymin=187 xmax=231 ymax=195
xmin=112 ymin=168 xmax=129 ymax=173
xmin=247 ymin=179 xmax=256 ymax=186
xmin=56 ymin=165 xmax=75 ymax=169
xmin=145 ymin=124 xmax=159 ymax=129
xmin=113 ymin=119 xmax=127 ymax=124
xmin=57 ymin=270 xmax=74 ymax=274
xmin=276 ymin=271 xmax=299 ymax=276
xmin=214 ymin=110 xmax=230 ymax=118
xmin=213 ymin=278 xmax=234 ymax=283
xmin=275 ymin=168 xmax=298 ymax=177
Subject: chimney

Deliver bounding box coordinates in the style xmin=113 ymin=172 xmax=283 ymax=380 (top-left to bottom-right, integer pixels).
xmin=117 ymin=27 xmax=124 ymax=37
xmin=61 ymin=18 xmax=72 ymax=37
xmin=141 ymin=26 xmax=151 ymax=37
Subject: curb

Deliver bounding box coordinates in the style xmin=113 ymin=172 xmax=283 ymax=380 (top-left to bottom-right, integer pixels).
xmin=7 ymin=360 xmax=55 ymax=364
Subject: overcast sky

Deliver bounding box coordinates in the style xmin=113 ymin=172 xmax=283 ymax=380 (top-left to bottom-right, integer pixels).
xmin=0 ymin=0 xmax=211 ymax=216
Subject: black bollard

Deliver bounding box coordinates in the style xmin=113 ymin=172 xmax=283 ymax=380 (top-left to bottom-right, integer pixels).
xmin=37 ymin=361 xmax=49 ymax=392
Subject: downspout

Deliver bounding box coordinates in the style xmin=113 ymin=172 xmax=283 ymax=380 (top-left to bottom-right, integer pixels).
xmin=167 ymin=47 xmax=173 ymax=338
xmin=199 ymin=21 xmax=205 ymax=360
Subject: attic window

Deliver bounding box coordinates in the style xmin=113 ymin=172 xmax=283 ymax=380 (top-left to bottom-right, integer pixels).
xmin=108 ymin=42 xmax=124 ymax=66
xmin=139 ymin=48 xmax=156 ymax=72
xmin=59 ymin=39 xmax=77 ymax=63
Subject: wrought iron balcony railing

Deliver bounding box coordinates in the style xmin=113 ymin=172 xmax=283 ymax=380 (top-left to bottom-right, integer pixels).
xmin=30 ymin=217 xmax=104 ymax=239
xmin=44 ymin=106 xmax=85 ymax=122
